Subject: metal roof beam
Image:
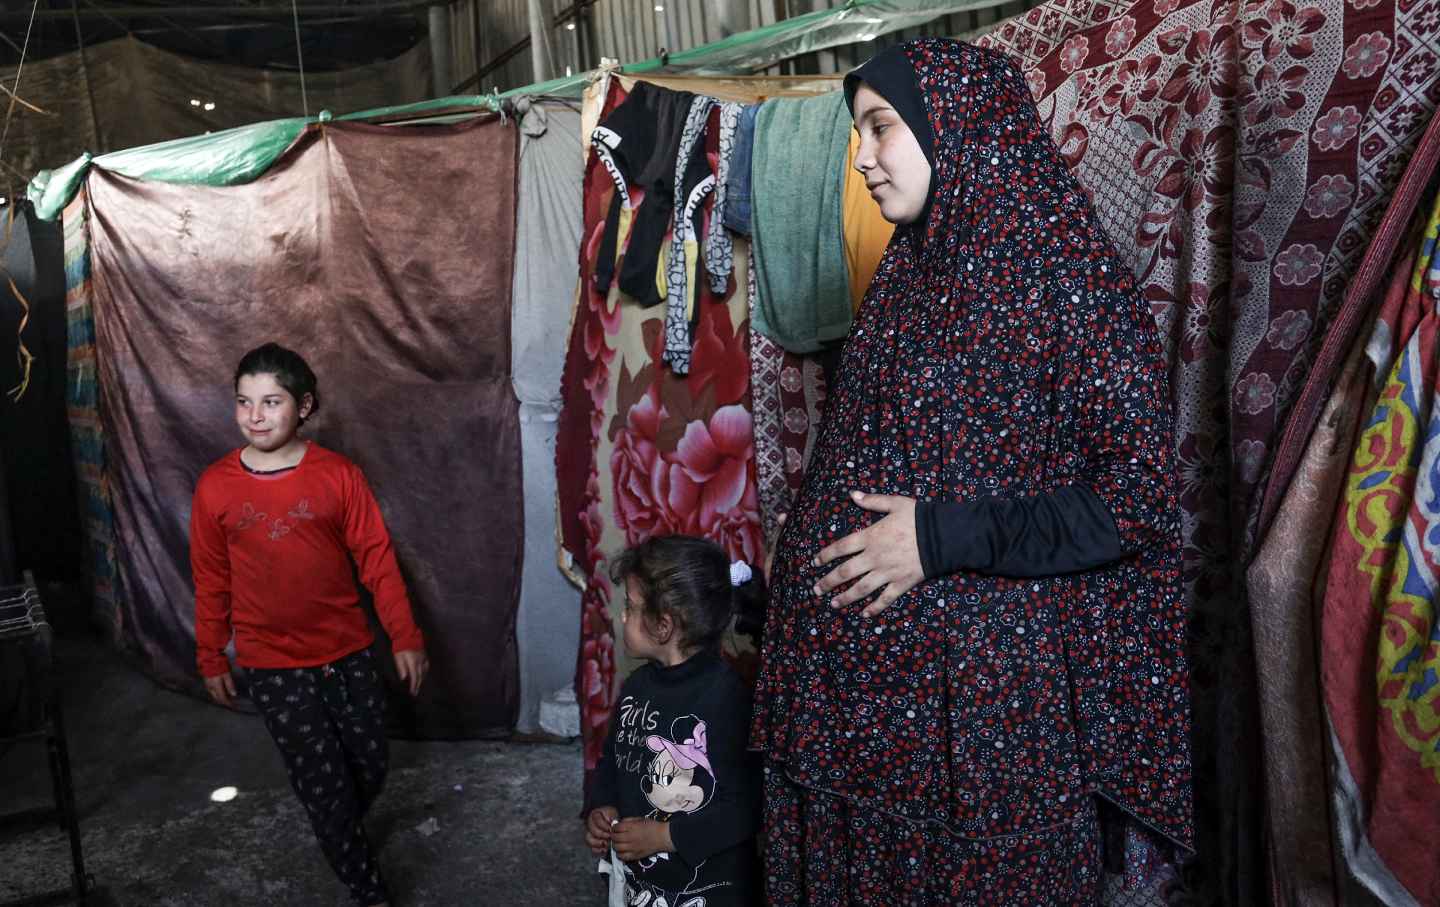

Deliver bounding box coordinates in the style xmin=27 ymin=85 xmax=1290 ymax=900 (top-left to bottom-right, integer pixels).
xmin=0 ymin=3 xmax=442 ymax=20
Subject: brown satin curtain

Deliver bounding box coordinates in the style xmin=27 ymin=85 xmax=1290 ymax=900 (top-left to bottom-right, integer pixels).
xmin=83 ymin=116 xmax=522 ymax=738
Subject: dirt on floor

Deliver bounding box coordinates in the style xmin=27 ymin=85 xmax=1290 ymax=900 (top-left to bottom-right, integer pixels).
xmin=0 ymin=634 xmax=601 ymax=906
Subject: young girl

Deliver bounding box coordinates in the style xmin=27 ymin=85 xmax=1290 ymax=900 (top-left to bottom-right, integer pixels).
xmin=190 ymin=342 xmax=428 ymax=907
xmin=584 ymin=535 xmax=763 ymax=906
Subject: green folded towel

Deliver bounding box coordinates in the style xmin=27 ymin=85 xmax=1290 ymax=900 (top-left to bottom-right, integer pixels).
xmin=750 ymin=91 xmax=853 ymax=354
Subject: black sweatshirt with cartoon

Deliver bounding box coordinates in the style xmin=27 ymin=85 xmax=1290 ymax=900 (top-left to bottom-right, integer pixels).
xmin=592 ymin=649 xmax=760 ymax=906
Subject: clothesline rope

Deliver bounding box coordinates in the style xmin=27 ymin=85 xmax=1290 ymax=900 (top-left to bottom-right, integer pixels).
xmin=291 ymin=0 xmax=309 ymax=118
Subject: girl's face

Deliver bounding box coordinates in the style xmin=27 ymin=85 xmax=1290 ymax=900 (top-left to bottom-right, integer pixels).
xmin=852 ymin=83 xmax=933 ymax=225
xmin=235 ymin=372 xmax=311 ymax=453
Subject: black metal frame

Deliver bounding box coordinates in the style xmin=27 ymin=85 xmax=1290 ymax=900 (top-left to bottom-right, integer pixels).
xmin=0 ymin=580 xmax=91 ymax=906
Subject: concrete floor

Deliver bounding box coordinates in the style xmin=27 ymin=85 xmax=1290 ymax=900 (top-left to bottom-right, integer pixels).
xmin=0 ymin=635 xmax=600 ymax=906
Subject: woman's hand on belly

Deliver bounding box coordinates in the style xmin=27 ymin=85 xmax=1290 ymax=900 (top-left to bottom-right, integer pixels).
xmin=813 ymin=490 xmax=924 ymax=618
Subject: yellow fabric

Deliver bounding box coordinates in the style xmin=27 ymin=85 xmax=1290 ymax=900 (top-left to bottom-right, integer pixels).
xmin=842 ymin=130 xmax=896 ymax=313
xmin=652 ymin=232 xmax=702 ymax=319
xmin=617 ymin=203 xmax=634 ymax=283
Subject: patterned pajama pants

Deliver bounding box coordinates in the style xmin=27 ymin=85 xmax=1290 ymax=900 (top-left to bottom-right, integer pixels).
xmin=250 ymin=648 xmax=390 ymax=906
xmin=764 ymin=769 xmax=1101 ymax=906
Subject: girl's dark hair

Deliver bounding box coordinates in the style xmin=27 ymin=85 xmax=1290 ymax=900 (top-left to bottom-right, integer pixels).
xmin=610 ymin=535 xmax=767 ymax=652
xmin=234 ymin=342 xmax=320 ymax=423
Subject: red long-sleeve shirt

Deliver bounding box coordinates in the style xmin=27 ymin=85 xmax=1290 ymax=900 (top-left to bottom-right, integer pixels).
xmin=190 ymin=443 xmax=424 ymax=678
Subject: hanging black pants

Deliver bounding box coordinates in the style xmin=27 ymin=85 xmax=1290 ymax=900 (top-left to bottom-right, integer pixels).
xmin=250 ymin=647 xmax=390 ymax=906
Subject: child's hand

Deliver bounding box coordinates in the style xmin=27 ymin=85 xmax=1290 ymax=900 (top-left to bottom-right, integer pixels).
xmin=204 ymin=672 xmax=237 ymax=707
xmin=394 ymin=648 xmax=429 ymax=696
xmin=585 ymin=806 xmax=619 ymax=856
xmin=611 ymin=817 xmax=674 ymax=862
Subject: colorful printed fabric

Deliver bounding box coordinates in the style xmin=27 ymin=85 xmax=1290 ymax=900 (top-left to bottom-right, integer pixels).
xmin=559 ymin=77 xmax=778 ymax=782
xmin=750 ymin=260 xmax=829 ymax=544
xmin=61 ymin=191 xmax=122 ymax=639
xmin=974 ymin=0 xmax=1440 ymax=897
xmin=751 ymin=38 xmax=1190 ymax=904
xmin=1322 ymin=189 xmax=1440 ymax=906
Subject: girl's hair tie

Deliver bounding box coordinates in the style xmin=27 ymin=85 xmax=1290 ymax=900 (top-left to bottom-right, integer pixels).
xmin=729 ymin=561 xmax=753 ymax=587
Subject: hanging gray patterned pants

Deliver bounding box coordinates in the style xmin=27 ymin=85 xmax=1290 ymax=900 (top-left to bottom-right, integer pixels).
xmin=250 ymin=647 xmax=390 ymax=906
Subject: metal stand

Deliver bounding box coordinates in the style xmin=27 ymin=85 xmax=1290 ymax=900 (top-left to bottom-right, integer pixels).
xmin=0 ymin=578 xmax=92 ymax=905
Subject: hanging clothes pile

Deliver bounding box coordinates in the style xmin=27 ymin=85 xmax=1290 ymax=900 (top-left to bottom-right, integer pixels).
xmin=556 ymin=74 xmax=844 ymax=797
xmin=589 ymin=77 xmax=885 ymax=374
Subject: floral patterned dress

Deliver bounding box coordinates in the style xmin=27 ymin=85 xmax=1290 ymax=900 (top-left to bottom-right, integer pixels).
xmin=751 ymin=39 xmax=1192 ymax=905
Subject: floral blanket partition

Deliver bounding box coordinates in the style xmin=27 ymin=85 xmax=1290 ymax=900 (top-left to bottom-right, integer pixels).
xmin=975 ymin=0 xmax=1440 ymax=898
xmin=1320 ymin=192 xmax=1440 ymax=907
xmin=555 ymin=77 xmax=822 ymax=786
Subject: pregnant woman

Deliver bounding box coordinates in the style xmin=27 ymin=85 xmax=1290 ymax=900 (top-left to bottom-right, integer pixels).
xmin=752 ymin=38 xmax=1193 ymax=905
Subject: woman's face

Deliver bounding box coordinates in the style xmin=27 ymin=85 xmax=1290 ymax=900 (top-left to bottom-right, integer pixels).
xmin=852 ymin=83 xmax=933 ymax=225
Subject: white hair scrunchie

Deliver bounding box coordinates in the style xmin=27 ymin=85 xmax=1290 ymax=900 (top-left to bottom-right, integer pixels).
xmin=729 ymin=560 xmax=753 ymax=587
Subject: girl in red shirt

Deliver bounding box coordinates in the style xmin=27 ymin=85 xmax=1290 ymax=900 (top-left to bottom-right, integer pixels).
xmin=191 ymin=342 xmax=428 ymax=907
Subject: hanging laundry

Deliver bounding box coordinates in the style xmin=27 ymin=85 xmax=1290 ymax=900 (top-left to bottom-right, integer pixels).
xmin=723 ymin=104 xmax=760 ymax=237
xmin=558 ymin=75 xmax=768 ymax=797
xmin=841 ymin=128 xmax=895 ymax=314
xmin=705 ymin=102 xmax=744 ymax=296
xmin=661 ymin=95 xmax=718 ymax=374
xmin=591 ymin=81 xmax=698 ymax=308
xmin=749 ymin=92 xmax=852 ymax=354
xmin=1321 ymin=190 xmax=1440 ymax=907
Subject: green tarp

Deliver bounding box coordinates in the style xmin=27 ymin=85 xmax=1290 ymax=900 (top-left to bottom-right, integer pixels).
xmin=27 ymin=99 xmax=503 ymax=221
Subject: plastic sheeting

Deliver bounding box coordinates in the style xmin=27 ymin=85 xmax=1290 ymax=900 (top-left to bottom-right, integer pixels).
xmin=27 ymin=96 xmax=511 ymax=223
xmin=511 ymin=100 xmax=585 ymax=732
